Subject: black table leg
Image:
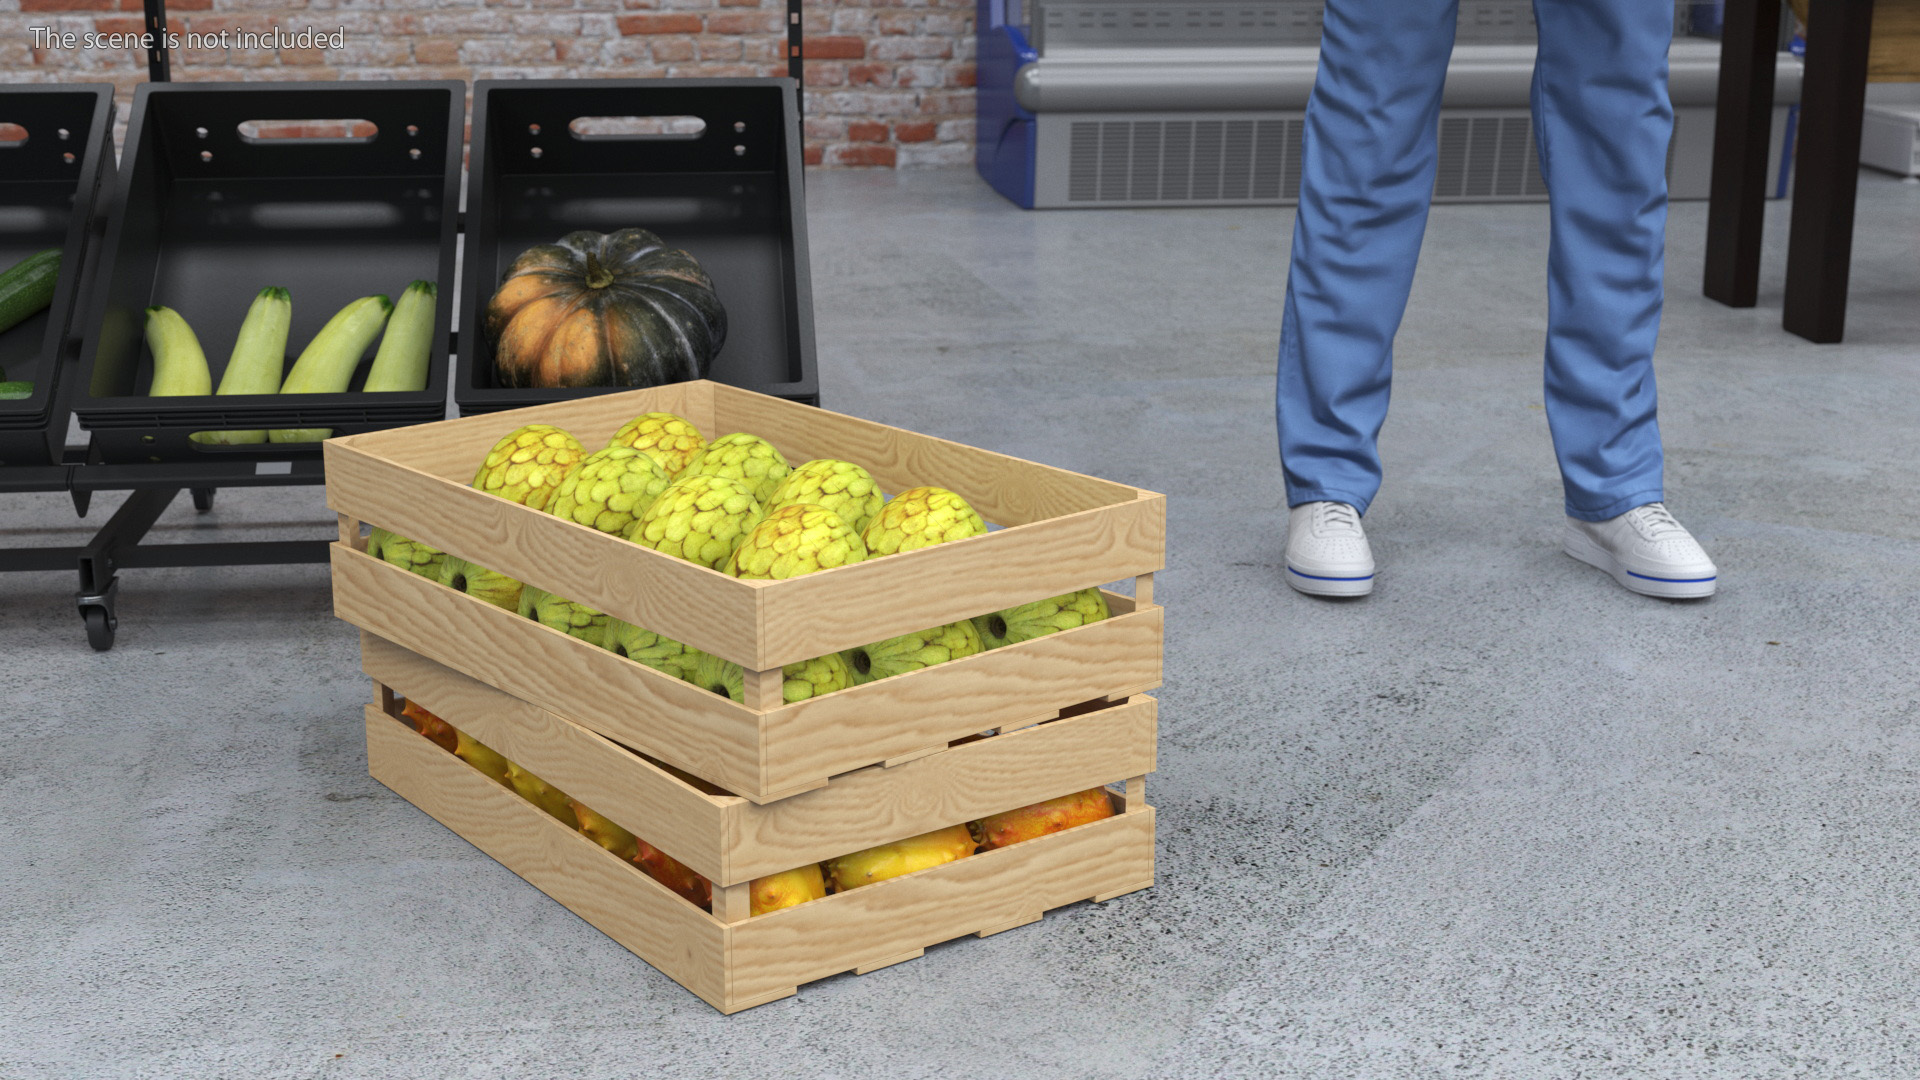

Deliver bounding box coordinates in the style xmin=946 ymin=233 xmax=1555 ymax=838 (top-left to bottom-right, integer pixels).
xmin=1704 ymin=0 xmax=1784 ymax=309
xmin=1782 ymin=0 xmax=1876 ymax=343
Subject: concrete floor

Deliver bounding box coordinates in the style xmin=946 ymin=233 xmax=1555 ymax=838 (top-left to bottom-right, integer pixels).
xmin=2 ymin=167 xmax=1917 ymax=1080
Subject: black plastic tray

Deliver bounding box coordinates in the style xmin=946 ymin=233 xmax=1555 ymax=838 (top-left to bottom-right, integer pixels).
xmin=456 ymin=79 xmax=818 ymax=414
xmin=73 ymin=82 xmax=464 ymax=464
xmin=0 ymin=85 xmax=115 ymax=468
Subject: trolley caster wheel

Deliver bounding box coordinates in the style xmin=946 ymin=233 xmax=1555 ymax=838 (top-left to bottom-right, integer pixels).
xmin=82 ymin=605 xmax=117 ymax=651
xmin=191 ymin=487 xmax=216 ymax=513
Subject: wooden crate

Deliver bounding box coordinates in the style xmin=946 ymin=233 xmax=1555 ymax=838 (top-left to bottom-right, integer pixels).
xmin=328 ymin=380 xmax=1164 ymax=1012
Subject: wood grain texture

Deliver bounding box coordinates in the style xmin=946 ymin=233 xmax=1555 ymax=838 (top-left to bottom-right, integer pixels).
xmin=336 ymin=544 xmax=765 ymax=796
xmin=759 ymin=597 xmax=1163 ymax=793
xmin=711 ymin=383 xmax=1145 ymax=525
xmin=364 ymin=704 xmax=731 ymax=1009
xmin=1870 ymin=1 xmax=1920 ymax=80
xmin=724 ymin=808 xmax=1155 ymax=1008
xmin=360 ymin=631 xmax=742 ymax=883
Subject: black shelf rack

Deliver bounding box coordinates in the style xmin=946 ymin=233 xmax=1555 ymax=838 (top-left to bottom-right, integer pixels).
xmin=1 ymin=6 xmax=809 ymax=651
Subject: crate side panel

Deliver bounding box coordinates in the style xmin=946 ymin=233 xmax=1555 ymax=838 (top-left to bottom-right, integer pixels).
xmin=363 ymin=705 xmax=729 ymax=1008
xmin=760 ymin=602 xmax=1164 ymax=792
xmin=755 ymin=496 xmax=1167 ymax=666
xmin=335 ymin=544 xmax=764 ymax=796
xmin=727 ymin=808 xmax=1155 ymax=1007
xmin=326 ymin=441 xmax=761 ymax=662
xmin=712 ymin=384 xmax=1142 ymax=525
xmin=728 ymin=697 xmax=1156 ymax=883
xmin=362 ymin=633 xmax=736 ymax=883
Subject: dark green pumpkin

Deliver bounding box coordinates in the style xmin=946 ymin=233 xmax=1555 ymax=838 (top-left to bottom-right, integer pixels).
xmin=485 ymin=228 xmax=727 ymax=389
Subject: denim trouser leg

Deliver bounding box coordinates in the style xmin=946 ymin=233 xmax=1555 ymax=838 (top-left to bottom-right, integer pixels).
xmin=1277 ymin=0 xmax=1674 ymax=521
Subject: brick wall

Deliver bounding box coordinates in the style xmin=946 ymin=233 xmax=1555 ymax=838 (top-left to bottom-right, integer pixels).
xmin=0 ymin=0 xmax=977 ymax=168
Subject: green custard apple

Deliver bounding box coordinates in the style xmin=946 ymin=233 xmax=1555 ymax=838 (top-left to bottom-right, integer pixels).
xmin=766 ymin=459 xmax=885 ymax=537
xmin=472 ymin=423 xmax=587 ymax=511
xmin=725 ymin=503 xmax=867 ymax=579
xmin=549 ymin=446 xmax=674 ymax=537
xmin=518 ymin=586 xmax=611 ymax=644
xmin=607 ymin=411 xmax=706 ymax=476
xmin=678 ymin=432 xmax=791 ymax=504
xmin=603 ymin=620 xmax=699 ymax=681
xmin=843 ymin=619 xmax=984 ymax=685
xmin=861 ymin=486 xmax=988 ymax=557
xmin=365 ymin=527 xmax=447 ymax=580
xmin=623 ymin=473 xmax=765 ymax=570
xmin=973 ymin=587 xmax=1111 ymax=649
xmin=438 ymin=558 xmax=524 ymax=612
xmin=687 ymin=649 xmax=854 ymax=705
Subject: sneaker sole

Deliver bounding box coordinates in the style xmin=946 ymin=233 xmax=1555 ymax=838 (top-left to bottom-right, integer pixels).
xmin=1286 ymin=564 xmax=1374 ymax=598
xmin=1563 ymin=529 xmax=1716 ymax=599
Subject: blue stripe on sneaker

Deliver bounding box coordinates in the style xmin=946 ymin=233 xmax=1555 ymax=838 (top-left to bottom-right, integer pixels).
xmin=1625 ymin=570 xmax=1717 ymax=583
xmin=1288 ymin=567 xmax=1375 ymax=582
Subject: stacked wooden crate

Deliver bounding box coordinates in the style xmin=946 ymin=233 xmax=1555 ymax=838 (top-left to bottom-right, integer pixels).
xmin=325 ymin=380 xmax=1165 ymax=1013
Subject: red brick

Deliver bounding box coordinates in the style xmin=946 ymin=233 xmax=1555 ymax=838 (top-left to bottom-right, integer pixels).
xmin=803 ymin=63 xmax=847 ymax=87
xmin=828 ymin=143 xmax=896 ymax=168
xmin=23 ymin=0 xmax=114 ymax=10
xmin=806 ymin=35 xmax=864 ymax=59
xmin=954 ymin=63 xmax=978 ymax=88
xmin=803 ymin=144 xmax=824 ymax=166
xmin=91 ymin=15 xmax=144 ymax=35
xmin=894 ymin=120 xmax=936 ymax=143
xmin=649 ymin=37 xmax=695 ymax=61
xmin=705 ymin=10 xmax=779 ymax=34
xmin=847 ymin=63 xmax=893 ymax=87
xmin=412 ymin=38 xmax=461 ymax=65
xmin=617 ymin=13 xmax=702 ymax=34
xmin=847 ymin=120 xmax=887 ymax=142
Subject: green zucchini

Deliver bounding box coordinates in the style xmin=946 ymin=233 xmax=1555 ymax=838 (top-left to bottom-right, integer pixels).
xmin=268 ymin=294 xmax=392 ymax=444
xmin=0 ymin=250 xmax=60 ymax=337
xmin=362 ymin=280 xmax=436 ymax=393
xmin=0 ymin=380 xmax=33 ymax=400
xmin=191 ymin=286 xmax=293 ymax=446
xmin=144 ymin=306 xmax=213 ymax=397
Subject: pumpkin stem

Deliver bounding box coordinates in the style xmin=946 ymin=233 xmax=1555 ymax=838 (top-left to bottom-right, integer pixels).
xmin=583 ymin=251 xmax=615 ymax=290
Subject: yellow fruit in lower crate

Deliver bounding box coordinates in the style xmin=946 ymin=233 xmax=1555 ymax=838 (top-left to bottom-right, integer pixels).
xmin=635 ymin=839 xmax=712 ymax=908
xmin=366 ymin=528 xmax=448 ymax=580
xmin=603 ymin=620 xmax=699 ymax=680
xmin=608 ymin=411 xmax=705 ymax=476
xmin=453 ymin=730 xmax=512 ymax=787
xmin=472 ymin=424 xmax=587 ymax=512
xmin=973 ymin=587 xmax=1110 ymax=650
xmin=687 ymin=649 xmax=854 ymax=704
xmin=751 ymin=864 xmax=827 ymax=915
xmin=861 ymin=486 xmax=987 ymax=556
xmin=842 ymin=619 xmax=983 ymax=685
xmin=438 ymin=558 xmax=524 ymax=612
xmin=823 ymin=823 xmax=976 ymax=891
xmin=519 ymin=587 xmax=610 ymax=644
xmin=571 ymin=801 xmax=640 ymax=862
xmin=505 ymin=760 xmax=576 ymax=825
xmin=970 ymin=787 xmax=1116 ymax=851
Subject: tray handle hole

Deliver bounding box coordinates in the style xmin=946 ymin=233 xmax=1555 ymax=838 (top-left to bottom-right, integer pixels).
xmin=237 ymin=118 xmax=379 ymax=145
xmin=63 ymin=151 xmax=75 ymax=164
xmin=568 ymin=115 xmax=706 ymax=141
xmin=408 ymin=147 xmax=422 ymax=160
xmin=530 ymin=146 xmax=543 ymax=159
xmin=58 ymin=127 xmax=71 ymax=140
xmin=734 ymin=145 xmax=746 ymax=157
xmin=195 ymin=126 xmax=208 ymax=138
xmin=407 ymin=124 xmax=419 ymax=137
xmin=0 ymin=123 xmax=26 ymax=149
xmin=200 ymin=150 xmax=213 ymax=162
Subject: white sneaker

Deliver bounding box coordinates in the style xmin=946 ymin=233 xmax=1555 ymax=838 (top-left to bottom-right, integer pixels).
xmin=1285 ymin=501 xmax=1375 ymax=597
xmin=1564 ymin=502 xmax=1717 ymax=599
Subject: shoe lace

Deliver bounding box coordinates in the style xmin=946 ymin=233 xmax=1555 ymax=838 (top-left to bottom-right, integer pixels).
xmin=1314 ymin=501 xmax=1363 ymax=537
xmin=1628 ymin=502 xmax=1686 ymax=540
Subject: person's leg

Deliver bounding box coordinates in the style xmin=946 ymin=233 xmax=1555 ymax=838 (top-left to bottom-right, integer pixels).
xmin=1276 ymin=0 xmax=1459 ymax=516
xmin=1530 ymin=0 xmax=1673 ymax=521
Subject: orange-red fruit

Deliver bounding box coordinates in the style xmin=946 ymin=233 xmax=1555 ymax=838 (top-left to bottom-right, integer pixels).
xmin=634 ymin=839 xmax=713 ymax=909
xmin=971 ymin=788 xmax=1116 ymax=850
xmin=401 ymin=700 xmax=457 ymax=753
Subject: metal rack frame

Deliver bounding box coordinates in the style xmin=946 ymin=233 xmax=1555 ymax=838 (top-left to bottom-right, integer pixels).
xmin=0 ymin=3 xmax=806 ymax=651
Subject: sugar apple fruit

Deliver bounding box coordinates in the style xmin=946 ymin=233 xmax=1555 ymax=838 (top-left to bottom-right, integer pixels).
xmin=603 ymin=620 xmax=699 ymax=681
xmin=842 ymin=618 xmax=984 ymax=685
xmin=549 ymin=446 xmax=674 ymax=537
xmin=679 ymin=432 xmax=790 ymax=504
xmin=766 ymin=458 xmax=885 ymax=537
xmin=471 ymin=424 xmax=587 ymax=512
xmin=623 ymin=473 xmax=765 ymax=570
xmin=861 ymin=486 xmax=987 ymax=556
xmin=519 ymin=586 xmax=611 ymax=644
xmin=686 ymin=649 xmax=854 ymax=704
xmin=973 ymin=587 xmax=1110 ymax=649
xmin=607 ymin=411 xmax=706 ymax=476
xmin=365 ymin=527 xmax=447 ymax=580
xmin=438 ymin=557 xmax=524 ymax=612
xmin=725 ymin=503 xmax=867 ymax=579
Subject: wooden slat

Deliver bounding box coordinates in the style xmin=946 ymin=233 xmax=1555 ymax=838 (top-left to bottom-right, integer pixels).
xmin=325 ymin=438 xmax=765 ymax=663
xmin=711 ymin=383 xmax=1144 ymax=525
xmin=335 ymin=544 xmax=765 ymax=796
xmin=753 ymin=493 xmax=1166 ymax=667
xmin=759 ymin=598 xmax=1163 ymax=794
xmin=724 ymin=808 xmax=1155 ymax=1008
xmin=359 ymin=631 xmax=742 ymax=883
xmin=725 ymin=697 xmax=1156 ymax=884
xmin=363 ymin=705 xmax=731 ymax=1009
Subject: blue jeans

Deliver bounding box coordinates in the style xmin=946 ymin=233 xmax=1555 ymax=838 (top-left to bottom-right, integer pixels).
xmin=1277 ymin=0 xmax=1673 ymax=522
